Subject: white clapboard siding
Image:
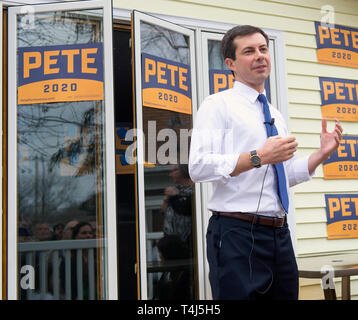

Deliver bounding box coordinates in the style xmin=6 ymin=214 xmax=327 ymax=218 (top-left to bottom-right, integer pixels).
xmin=265 ymin=0 xmax=358 ymax=13
xmin=286 ymin=46 xmax=317 ymax=62
xmin=295 ymin=208 xmax=327 ymax=224
xmin=285 ymin=32 xmax=317 ymax=48
xmin=287 ymin=75 xmax=321 ymax=91
xmin=287 ymin=60 xmax=358 ymax=78
xmin=291 ymin=118 xmax=358 ymax=134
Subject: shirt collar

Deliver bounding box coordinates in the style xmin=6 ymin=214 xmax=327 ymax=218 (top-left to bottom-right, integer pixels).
xmin=233 ymin=81 xmax=267 ymax=104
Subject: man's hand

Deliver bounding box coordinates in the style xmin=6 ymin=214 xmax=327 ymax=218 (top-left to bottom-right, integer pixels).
xmin=319 ymin=118 xmax=343 ymax=160
xmin=164 ymin=186 xmax=179 ymax=197
xmin=307 ymin=118 xmax=343 ymax=174
xmin=230 ymin=135 xmax=298 ymax=176
xmin=258 ymin=135 xmax=298 ymax=165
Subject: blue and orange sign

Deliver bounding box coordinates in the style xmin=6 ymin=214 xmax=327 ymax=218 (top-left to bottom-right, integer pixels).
xmin=115 ymin=123 xmax=135 ymax=174
xmin=209 ymin=70 xmax=234 ymax=94
xmin=325 ymin=194 xmax=358 ymax=239
xmin=18 ymin=43 xmax=103 ymax=104
xmin=209 ymin=69 xmax=271 ymax=102
xmin=323 ymin=135 xmax=358 ymax=179
xmin=141 ymin=53 xmax=192 ymax=114
xmin=319 ymin=77 xmax=358 ymax=122
xmin=314 ymin=21 xmax=358 ymax=68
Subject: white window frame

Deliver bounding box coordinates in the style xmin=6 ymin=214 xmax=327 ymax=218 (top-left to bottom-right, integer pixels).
xmin=132 ymin=10 xmax=204 ymax=300
xmin=7 ymin=0 xmax=117 ymax=300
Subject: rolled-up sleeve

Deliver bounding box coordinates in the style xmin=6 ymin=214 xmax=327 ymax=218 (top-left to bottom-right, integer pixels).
xmin=285 ymin=155 xmax=315 ymax=187
xmin=189 ymin=97 xmax=239 ymax=183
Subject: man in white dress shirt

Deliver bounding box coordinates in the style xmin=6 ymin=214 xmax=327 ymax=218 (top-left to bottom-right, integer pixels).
xmin=188 ymin=25 xmax=343 ymax=300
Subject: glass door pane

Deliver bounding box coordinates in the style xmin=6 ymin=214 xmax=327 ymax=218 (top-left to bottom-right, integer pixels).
xmin=8 ymin=0 xmax=116 ymax=300
xmin=132 ymin=11 xmax=202 ymax=299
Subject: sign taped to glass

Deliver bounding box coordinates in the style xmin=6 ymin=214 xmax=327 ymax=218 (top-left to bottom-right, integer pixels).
xmin=314 ymin=21 xmax=358 ymax=68
xmin=18 ymin=43 xmax=104 ymax=104
xmin=319 ymin=77 xmax=358 ymax=122
xmin=325 ymin=194 xmax=358 ymax=239
xmin=209 ymin=69 xmax=271 ymax=102
xmin=209 ymin=69 xmax=234 ymax=94
xmin=323 ymin=135 xmax=358 ymax=179
xmin=141 ymin=53 xmax=192 ymax=114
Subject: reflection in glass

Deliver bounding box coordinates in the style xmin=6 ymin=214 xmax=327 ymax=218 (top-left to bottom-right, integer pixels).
xmin=140 ymin=22 xmax=197 ymax=299
xmin=17 ymin=10 xmax=106 ymax=300
xmin=152 ymin=165 xmax=194 ymax=300
xmin=208 ymin=39 xmax=228 ymax=70
xmin=141 ymin=22 xmax=189 ymax=65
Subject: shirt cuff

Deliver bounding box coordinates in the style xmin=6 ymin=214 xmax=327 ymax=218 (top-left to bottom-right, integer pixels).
xmin=293 ymin=156 xmax=314 ymax=184
xmin=215 ymin=154 xmax=240 ymax=183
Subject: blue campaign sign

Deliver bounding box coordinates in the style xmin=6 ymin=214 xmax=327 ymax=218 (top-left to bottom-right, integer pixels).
xmin=325 ymin=194 xmax=358 ymax=239
xmin=18 ymin=43 xmax=104 ymax=104
xmin=209 ymin=69 xmax=271 ymax=103
xmin=141 ymin=53 xmax=192 ymax=114
xmin=323 ymin=135 xmax=358 ymax=179
xmin=319 ymin=77 xmax=358 ymax=122
xmin=314 ymin=21 xmax=358 ymax=68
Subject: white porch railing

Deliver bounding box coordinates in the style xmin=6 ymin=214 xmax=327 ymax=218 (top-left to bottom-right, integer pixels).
xmin=18 ymin=239 xmax=103 ymax=300
xmin=146 ymin=231 xmax=164 ymax=299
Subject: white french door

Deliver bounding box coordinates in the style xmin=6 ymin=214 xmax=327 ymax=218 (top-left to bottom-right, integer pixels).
xmin=7 ymin=0 xmax=117 ymax=300
xmin=131 ymin=11 xmax=204 ymax=299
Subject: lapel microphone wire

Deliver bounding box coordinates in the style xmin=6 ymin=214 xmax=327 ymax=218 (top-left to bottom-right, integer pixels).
xmin=248 ymin=121 xmax=275 ymax=295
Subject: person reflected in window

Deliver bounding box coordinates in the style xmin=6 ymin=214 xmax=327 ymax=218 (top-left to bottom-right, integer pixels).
xmin=62 ymin=220 xmax=79 ymax=240
xmin=161 ymin=164 xmax=194 ymax=253
xmin=18 ymin=227 xmax=33 ymax=242
xmin=33 ymin=222 xmax=53 ymax=241
xmin=52 ymin=223 xmax=65 ymax=240
xmin=73 ymin=222 xmax=94 ymax=240
xmin=60 ymin=221 xmax=96 ymax=300
xmin=153 ymin=235 xmax=193 ymax=300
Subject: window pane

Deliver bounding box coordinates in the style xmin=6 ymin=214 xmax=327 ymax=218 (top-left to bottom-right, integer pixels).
xmin=17 ymin=10 xmax=108 ymax=300
xmin=139 ymin=22 xmax=197 ymax=300
xmin=208 ymin=39 xmax=227 ymax=70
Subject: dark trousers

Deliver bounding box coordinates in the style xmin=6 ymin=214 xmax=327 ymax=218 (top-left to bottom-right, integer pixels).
xmin=206 ymin=214 xmax=299 ymax=300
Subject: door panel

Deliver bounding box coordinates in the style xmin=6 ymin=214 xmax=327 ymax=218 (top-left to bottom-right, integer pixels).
xmin=132 ymin=11 xmax=203 ymax=299
xmin=8 ymin=0 xmax=116 ymax=300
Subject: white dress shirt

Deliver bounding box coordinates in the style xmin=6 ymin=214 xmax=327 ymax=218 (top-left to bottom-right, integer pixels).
xmin=189 ymin=81 xmax=313 ymax=218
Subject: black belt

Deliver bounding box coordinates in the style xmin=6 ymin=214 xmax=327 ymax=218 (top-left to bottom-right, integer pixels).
xmin=212 ymin=211 xmax=287 ymax=228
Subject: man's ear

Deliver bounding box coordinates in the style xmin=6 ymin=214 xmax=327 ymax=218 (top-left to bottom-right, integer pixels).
xmin=225 ymin=57 xmax=235 ymax=74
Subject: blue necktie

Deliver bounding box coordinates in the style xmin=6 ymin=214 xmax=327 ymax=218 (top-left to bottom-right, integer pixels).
xmin=257 ymin=94 xmax=289 ymax=213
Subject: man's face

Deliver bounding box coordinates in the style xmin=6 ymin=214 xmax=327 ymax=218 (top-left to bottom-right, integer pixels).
xmin=225 ymin=32 xmax=271 ymax=92
xmin=35 ymin=223 xmax=51 ymax=240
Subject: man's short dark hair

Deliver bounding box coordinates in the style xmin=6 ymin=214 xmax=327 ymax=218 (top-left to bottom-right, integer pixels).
xmin=221 ymin=25 xmax=269 ymax=60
